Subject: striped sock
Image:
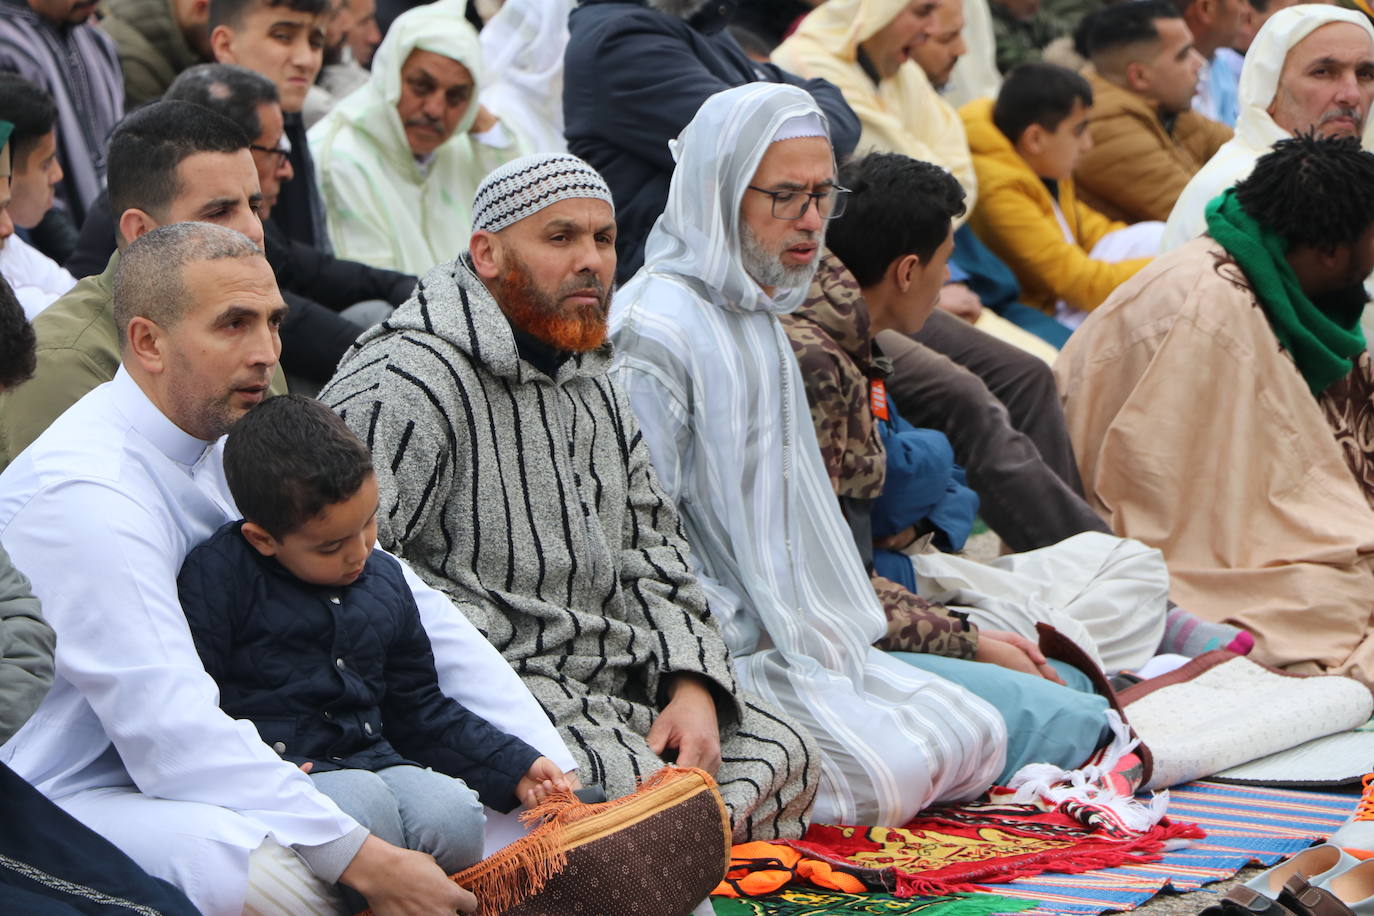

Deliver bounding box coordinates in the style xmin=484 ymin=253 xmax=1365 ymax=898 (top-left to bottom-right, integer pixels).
xmin=1158 ymin=606 xmax=1254 ymax=657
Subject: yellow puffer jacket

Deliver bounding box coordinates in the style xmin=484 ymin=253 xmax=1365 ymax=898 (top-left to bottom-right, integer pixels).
xmin=1074 ymin=70 xmax=1232 ymax=224
xmin=960 ymin=97 xmax=1152 ymax=314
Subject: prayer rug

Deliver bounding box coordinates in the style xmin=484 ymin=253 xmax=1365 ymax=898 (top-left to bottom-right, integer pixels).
xmin=788 ymin=799 xmax=1203 ymax=897
xmin=989 ymin=780 xmax=1357 ymax=914
xmin=711 ymin=888 xmax=1035 ymax=915
xmin=1212 ymin=718 xmax=1374 ymax=788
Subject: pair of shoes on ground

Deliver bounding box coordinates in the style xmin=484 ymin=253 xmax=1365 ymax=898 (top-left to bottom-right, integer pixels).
xmin=1202 ymin=774 xmax=1374 ymax=916
xmin=1201 ymin=844 xmax=1374 ymax=914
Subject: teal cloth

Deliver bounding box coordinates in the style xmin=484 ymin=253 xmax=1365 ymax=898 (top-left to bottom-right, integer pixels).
xmin=1205 ymin=188 xmax=1367 ymax=396
xmin=890 ymin=654 xmax=1110 ymax=784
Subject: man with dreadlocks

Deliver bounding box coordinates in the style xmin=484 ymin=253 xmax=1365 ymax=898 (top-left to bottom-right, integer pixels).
xmin=1056 ymin=134 xmax=1374 ymax=689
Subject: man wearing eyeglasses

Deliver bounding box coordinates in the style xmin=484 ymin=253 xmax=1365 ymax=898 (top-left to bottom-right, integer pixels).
xmin=612 ymin=84 xmax=1013 ymax=829
xmin=60 ymin=64 xmax=416 ymax=388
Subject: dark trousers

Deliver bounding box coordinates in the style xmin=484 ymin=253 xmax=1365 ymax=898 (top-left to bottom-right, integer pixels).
xmin=0 ymin=762 xmax=199 ymax=914
xmin=879 ymin=310 xmax=1111 ymax=553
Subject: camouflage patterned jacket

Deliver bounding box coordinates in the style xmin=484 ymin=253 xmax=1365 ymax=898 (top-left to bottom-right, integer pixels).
xmin=781 ymin=253 xmax=979 ymax=660
xmin=990 ymin=0 xmax=1075 ymax=74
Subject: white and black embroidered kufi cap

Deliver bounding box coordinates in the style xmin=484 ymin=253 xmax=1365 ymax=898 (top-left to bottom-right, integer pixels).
xmin=471 ymin=153 xmax=615 ymax=233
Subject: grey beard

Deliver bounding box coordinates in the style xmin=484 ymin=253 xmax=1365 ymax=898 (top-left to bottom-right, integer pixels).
xmin=644 ymin=0 xmax=712 ymax=17
xmin=739 ymin=221 xmax=823 ymax=292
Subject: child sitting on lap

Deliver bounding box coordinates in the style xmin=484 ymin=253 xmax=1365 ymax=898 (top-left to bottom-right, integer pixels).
xmin=177 ymin=394 xmax=568 ymax=892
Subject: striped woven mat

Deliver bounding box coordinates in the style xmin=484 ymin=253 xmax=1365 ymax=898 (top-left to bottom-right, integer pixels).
xmin=990 ymin=780 xmax=1358 ymax=914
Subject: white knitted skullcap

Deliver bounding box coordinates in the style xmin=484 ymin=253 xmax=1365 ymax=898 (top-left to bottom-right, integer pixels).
xmin=471 ymin=153 xmax=615 ymax=233
xmin=771 ymin=112 xmax=827 ymax=144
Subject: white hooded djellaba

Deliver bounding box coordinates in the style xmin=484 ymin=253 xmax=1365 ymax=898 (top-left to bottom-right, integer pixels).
xmin=610 ymin=82 xmax=1009 ymax=828
xmin=308 ymin=0 xmax=527 ymax=275
xmin=1162 ymin=4 xmax=1374 ymax=251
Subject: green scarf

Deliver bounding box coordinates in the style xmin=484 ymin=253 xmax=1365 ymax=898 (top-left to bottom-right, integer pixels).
xmin=1205 ymin=188 xmax=1367 ymax=396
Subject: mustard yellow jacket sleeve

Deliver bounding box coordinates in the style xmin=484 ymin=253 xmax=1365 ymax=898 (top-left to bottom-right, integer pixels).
xmin=970 ymin=175 xmax=1151 ymax=313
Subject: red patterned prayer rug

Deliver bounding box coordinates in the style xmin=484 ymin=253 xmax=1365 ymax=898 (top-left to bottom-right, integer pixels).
xmin=789 ymin=798 xmax=1205 ymax=898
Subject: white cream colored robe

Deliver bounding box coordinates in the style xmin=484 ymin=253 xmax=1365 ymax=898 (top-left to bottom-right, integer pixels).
xmin=1162 ymin=4 xmax=1374 ymax=251
xmin=478 ymin=0 xmax=573 ymax=154
xmin=611 ymin=83 xmax=1008 ymax=828
xmin=772 ymin=0 xmax=980 ymax=219
xmin=308 ymin=0 xmax=526 ymax=274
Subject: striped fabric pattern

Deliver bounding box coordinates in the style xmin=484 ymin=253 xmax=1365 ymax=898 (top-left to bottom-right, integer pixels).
xmin=611 ymin=83 xmax=1008 ymax=831
xmin=321 ymin=255 xmax=817 ymax=842
xmin=994 ymin=781 xmax=1356 ymax=915
xmin=0 ymin=0 xmax=123 ymax=222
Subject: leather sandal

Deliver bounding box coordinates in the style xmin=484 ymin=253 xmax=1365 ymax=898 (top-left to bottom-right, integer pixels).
xmin=1200 ymin=884 xmax=1301 ymax=915
xmin=1277 ymin=874 xmax=1358 ymax=916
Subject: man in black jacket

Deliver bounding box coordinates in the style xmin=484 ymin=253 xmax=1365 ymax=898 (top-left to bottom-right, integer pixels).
xmin=564 ymin=0 xmax=862 ymax=282
xmin=66 ymin=64 xmax=415 ymax=385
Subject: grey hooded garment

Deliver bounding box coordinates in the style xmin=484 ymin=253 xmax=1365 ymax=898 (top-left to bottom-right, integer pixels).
xmin=320 ymin=254 xmax=818 ymax=840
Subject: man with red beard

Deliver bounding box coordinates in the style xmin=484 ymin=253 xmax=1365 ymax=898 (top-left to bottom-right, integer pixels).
xmin=319 ymin=152 xmax=819 ymax=843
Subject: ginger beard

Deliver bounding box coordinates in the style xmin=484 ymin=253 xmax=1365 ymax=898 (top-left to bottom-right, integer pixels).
xmin=496 ymin=251 xmax=610 ymax=353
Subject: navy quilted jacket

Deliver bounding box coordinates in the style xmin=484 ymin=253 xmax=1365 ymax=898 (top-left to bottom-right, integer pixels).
xmin=177 ymin=521 xmax=541 ymax=813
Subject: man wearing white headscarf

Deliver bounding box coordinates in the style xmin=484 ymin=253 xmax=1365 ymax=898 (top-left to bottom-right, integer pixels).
xmin=771 ymin=0 xmax=1117 ymax=555
xmin=309 ymin=0 xmax=526 ymax=274
xmin=611 ymin=83 xmax=1013 ymax=827
xmin=1161 ymin=4 xmax=1374 ymax=250
xmin=479 ymin=0 xmax=573 ymax=154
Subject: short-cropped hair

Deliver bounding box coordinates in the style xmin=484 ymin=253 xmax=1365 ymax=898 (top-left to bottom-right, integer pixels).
xmin=107 ymin=100 xmax=249 ymax=221
xmin=223 ymin=394 xmax=375 ymax=539
xmin=1235 ymin=133 xmax=1374 ymax=251
xmin=165 ymin=64 xmax=280 ymax=142
xmin=0 ymin=73 xmax=57 ymax=168
xmin=1082 ymin=0 xmax=1180 ymax=63
xmin=113 ymin=221 xmax=264 ymax=346
xmin=209 ymin=0 xmax=328 ymax=32
xmin=993 ymin=63 xmax=1094 ymax=145
xmin=828 ymin=153 xmax=967 ymax=287
xmin=0 ymin=276 xmax=36 ymax=391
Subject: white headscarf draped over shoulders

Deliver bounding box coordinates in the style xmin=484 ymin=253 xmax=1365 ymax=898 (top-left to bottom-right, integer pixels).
xmin=640 ymin=82 xmax=833 ymax=316
xmin=479 ymin=0 xmax=574 ymax=154
xmin=317 ymin=0 xmax=484 ymax=156
xmin=612 ymin=83 xmax=1008 ymax=827
xmin=1163 ymin=4 xmax=1374 ymax=249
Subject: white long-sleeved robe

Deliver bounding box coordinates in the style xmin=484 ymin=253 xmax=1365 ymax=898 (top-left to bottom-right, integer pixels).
xmin=308 ymin=0 xmax=526 ymax=275
xmin=611 ymin=83 xmax=1007 ymax=828
xmin=0 ymin=368 xmax=572 ymax=915
xmin=1162 ymin=5 xmax=1374 ymax=251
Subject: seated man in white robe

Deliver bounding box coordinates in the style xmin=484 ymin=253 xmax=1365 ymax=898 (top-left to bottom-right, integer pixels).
xmin=0 ymin=222 xmax=572 ymax=916
xmin=612 ymin=82 xmax=1169 ymax=828
xmin=1162 ymin=3 xmax=1374 ymax=250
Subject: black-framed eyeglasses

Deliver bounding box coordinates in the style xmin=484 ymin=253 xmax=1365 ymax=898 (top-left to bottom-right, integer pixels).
xmin=746 ymin=184 xmax=851 ymax=221
xmin=250 ymin=135 xmax=292 ymax=166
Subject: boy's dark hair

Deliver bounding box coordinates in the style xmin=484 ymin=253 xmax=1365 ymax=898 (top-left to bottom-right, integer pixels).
xmin=223 ymin=394 xmax=375 ymax=539
xmin=166 ymin=64 xmax=280 ymax=142
xmin=1083 ymin=0 xmax=1181 ymax=61
xmin=0 ymin=73 xmax=57 ymax=168
xmin=209 ymin=0 xmax=328 ymax=32
xmin=827 ymin=153 xmax=967 ymax=287
xmin=1235 ymin=133 xmax=1374 ymax=251
xmin=993 ymin=63 xmax=1094 ymax=145
xmin=0 ymin=276 xmax=36 ymax=391
xmin=107 ymin=101 xmax=249 ymax=222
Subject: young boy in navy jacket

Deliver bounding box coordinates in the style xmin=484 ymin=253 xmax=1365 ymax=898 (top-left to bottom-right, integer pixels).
xmin=177 ymin=394 xmax=569 ymax=892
